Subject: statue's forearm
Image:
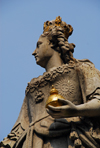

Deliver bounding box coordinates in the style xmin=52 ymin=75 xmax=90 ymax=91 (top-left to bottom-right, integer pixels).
xmin=76 ymin=99 xmax=100 ymax=117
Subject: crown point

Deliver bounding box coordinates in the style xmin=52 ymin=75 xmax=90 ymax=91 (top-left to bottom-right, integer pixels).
xmin=43 ymin=16 xmax=73 ymax=39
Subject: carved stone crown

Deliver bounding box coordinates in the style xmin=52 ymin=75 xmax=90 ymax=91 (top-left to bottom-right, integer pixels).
xmin=43 ymin=16 xmax=73 ymax=39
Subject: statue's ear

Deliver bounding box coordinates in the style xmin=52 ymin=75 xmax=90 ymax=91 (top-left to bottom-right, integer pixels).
xmin=68 ymin=24 xmax=73 ymax=36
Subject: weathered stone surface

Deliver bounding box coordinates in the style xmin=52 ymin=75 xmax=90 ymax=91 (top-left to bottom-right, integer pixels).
xmin=1 ymin=16 xmax=100 ymax=148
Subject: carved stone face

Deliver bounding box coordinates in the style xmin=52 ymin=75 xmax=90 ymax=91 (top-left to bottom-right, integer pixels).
xmin=32 ymin=36 xmax=55 ymax=68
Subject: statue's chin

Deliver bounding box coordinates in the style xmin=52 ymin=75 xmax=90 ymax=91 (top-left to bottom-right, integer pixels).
xmin=36 ymin=60 xmax=45 ymax=68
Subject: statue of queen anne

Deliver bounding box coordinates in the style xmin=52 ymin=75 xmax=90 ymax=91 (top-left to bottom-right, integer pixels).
xmin=1 ymin=16 xmax=100 ymax=148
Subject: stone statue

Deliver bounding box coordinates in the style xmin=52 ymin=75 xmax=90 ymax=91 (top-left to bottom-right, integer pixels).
xmin=1 ymin=16 xmax=100 ymax=148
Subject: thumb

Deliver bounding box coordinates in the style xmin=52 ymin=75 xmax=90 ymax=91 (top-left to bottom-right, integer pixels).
xmin=58 ymin=98 xmax=68 ymax=105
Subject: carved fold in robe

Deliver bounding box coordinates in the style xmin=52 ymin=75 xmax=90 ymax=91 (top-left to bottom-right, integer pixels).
xmin=1 ymin=59 xmax=100 ymax=148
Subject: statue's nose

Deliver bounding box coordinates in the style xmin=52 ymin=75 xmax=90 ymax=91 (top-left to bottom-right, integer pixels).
xmin=32 ymin=49 xmax=36 ymax=55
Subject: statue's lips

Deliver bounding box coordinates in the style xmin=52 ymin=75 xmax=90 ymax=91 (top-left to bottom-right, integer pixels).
xmin=35 ymin=55 xmax=38 ymax=60
xmin=35 ymin=55 xmax=38 ymax=58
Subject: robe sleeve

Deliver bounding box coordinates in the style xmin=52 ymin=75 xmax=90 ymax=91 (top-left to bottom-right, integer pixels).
xmin=87 ymin=88 xmax=100 ymax=101
xmin=77 ymin=59 xmax=100 ymax=98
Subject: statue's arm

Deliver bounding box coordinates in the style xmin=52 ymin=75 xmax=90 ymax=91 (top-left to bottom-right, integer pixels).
xmin=76 ymin=98 xmax=100 ymax=117
xmin=77 ymin=88 xmax=100 ymax=117
xmin=47 ymin=88 xmax=100 ymax=118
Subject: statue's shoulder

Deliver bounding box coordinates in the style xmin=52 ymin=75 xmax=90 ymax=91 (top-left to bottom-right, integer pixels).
xmin=76 ymin=59 xmax=95 ymax=71
xmin=25 ymin=75 xmax=43 ymax=96
xmin=77 ymin=59 xmax=94 ymax=66
xmin=76 ymin=59 xmax=100 ymax=75
xmin=75 ymin=58 xmax=100 ymax=80
xmin=76 ymin=59 xmax=100 ymax=96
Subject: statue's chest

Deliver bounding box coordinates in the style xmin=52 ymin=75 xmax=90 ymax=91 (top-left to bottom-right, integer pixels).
xmin=30 ymin=67 xmax=82 ymax=107
xmin=28 ymin=66 xmax=82 ymax=122
xmin=49 ymin=69 xmax=82 ymax=105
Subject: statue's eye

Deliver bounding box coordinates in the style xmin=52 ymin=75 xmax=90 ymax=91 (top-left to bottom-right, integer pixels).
xmin=37 ymin=41 xmax=42 ymax=48
xmin=37 ymin=42 xmax=39 ymax=48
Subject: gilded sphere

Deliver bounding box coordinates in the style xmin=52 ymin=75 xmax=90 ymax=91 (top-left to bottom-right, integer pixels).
xmin=46 ymin=85 xmax=65 ymax=108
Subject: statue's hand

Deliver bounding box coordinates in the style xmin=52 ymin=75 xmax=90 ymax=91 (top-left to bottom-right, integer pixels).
xmin=46 ymin=98 xmax=77 ymax=118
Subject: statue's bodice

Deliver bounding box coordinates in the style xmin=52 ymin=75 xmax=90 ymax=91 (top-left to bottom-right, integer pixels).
xmin=26 ymin=64 xmax=83 ymax=126
xmin=50 ymin=67 xmax=82 ymax=105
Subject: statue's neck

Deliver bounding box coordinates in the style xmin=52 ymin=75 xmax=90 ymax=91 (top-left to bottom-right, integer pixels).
xmin=45 ymin=52 xmax=64 ymax=72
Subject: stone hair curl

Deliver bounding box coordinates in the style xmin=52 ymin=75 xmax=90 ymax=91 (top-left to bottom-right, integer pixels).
xmin=41 ymin=26 xmax=76 ymax=64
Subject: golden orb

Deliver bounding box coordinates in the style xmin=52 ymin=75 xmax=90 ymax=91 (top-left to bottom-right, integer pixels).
xmin=46 ymin=85 xmax=66 ymax=108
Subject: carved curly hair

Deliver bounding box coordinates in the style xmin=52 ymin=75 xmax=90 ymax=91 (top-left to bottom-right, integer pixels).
xmin=41 ymin=26 xmax=76 ymax=64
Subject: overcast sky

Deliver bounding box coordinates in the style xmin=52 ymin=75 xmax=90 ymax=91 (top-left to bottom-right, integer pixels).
xmin=1 ymin=0 xmax=100 ymax=141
